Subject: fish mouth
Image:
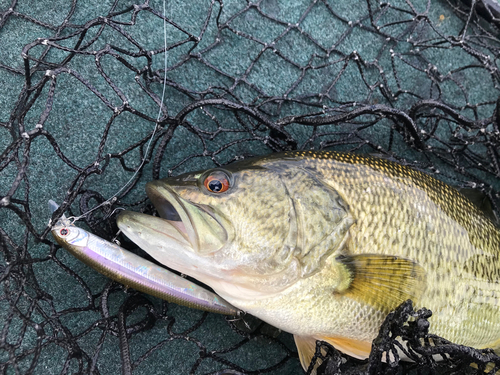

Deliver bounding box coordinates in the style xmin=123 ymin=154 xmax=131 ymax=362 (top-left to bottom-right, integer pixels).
xmin=118 ymin=180 xmax=227 ymax=261
xmin=116 ymin=209 xmax=199 ymax=274
xmin=145 ymin=181 xmax=200 ymax=250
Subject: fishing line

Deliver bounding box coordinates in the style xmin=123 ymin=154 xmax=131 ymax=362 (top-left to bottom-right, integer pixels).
xmin=66 ymin=0 xmax=170 ymax=224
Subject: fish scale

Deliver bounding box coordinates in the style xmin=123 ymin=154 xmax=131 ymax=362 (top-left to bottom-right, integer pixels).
xmin=294 ymin=151 xmax=500 ymax=351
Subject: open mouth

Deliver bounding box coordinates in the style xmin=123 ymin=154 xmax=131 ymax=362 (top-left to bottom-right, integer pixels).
xmin=117 ymin=178 xmax=228 ymax=267
xmin=146 ymin=182 xmax=191 ymax=241
xmin=145 ymin=180 xmax=228 ymax=254
xmin=143 ymin=180 xmax=198 ymax=250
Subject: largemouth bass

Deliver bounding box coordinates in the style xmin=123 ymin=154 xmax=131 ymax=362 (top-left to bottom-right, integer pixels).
xmin=116 ymin=151 xmax=500 ymax=370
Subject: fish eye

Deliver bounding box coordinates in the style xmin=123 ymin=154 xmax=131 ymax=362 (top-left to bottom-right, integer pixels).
xmin=59 ymin=228 xmax=69 ymax=236
xmin=204 ymin=171 xmax=231 ymax=193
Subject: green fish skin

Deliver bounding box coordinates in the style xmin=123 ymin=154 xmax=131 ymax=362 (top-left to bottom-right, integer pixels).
xmin=116 ymin=151 xmax=500 ymax=370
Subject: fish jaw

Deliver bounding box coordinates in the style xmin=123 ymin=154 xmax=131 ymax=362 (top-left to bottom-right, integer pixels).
xmin=116 ymin=210 xmax=277 ymax=300
xmin=145 ymin=180 xmax=228 ymax=254
xmin=116 ymin=210 xmax=210 ymax=278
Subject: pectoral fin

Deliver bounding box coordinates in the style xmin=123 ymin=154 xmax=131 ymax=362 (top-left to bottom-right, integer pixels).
xmin=336 ymin=254 xmax=426 ymax=312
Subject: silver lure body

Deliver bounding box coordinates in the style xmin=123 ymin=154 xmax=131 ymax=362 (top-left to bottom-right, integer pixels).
xmin=49 ymin=201 xmax=241 ymax=316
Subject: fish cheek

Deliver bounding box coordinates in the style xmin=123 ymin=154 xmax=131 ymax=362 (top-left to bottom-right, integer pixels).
xmin=224 ymin=171 xmax=293 ymax=265
xmin=205 ymin=171 xmax=304 ymax=294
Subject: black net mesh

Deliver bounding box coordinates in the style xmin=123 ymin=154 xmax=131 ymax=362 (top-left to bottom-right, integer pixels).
xmin=314 ymin=300 xmax=500 ymax=375
xmin=2 ymin=0 xmax=500 ymax=374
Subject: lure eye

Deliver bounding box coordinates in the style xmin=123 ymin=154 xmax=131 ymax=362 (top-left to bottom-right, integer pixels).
xmin=60 ymin=228 xmax=69 ymax=236
xmin=204 ymin=172 xmax=230 ymax=193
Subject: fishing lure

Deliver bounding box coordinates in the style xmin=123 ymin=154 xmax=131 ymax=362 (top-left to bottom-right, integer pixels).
xmin=49 ymin=200 xmax=241 ymax=316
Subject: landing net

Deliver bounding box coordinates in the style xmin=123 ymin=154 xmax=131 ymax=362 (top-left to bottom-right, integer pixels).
xmin=1 ymin=0 xmax=500 ymax=374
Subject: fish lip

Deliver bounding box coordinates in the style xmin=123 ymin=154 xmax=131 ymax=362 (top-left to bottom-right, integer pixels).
xmin=116 ymin=210 xmax=198 ymax=275
xmin=146 ymin=181 xmax=198 ymax=249
xmin=116 ymin=210 xmax=191 ymax=246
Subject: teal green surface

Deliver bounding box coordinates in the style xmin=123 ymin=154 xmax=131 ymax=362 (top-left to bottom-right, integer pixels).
xmin=1 ymin=0 xmax=500 ymax=374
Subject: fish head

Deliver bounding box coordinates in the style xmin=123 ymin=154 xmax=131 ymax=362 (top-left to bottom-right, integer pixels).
xmin=117 ymin=157 xmax=354 ymax=300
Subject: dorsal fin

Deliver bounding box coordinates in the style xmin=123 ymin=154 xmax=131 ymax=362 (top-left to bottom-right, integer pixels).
xmin=459 ymin=188 xmax=499 ymax=225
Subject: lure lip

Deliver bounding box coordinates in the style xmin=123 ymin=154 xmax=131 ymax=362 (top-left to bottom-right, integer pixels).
xmin=48 ymin=199 xmax=59 ymax=214
xmin=48 ymin=199 xmax=73 ymax=231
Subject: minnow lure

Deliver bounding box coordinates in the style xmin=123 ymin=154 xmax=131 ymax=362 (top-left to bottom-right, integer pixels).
xmin=49 ymin=200 xmax=241 ymax=316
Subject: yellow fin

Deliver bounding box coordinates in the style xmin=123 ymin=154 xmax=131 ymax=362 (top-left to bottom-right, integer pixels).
xmin=471 ymin=362 xmax=500 ymax=374
xmin=319 ymin=336 xmax=372 ymax=360
xmin=336 ymin=254 xmax=426 ymax=312
xmin=294 ymin=335 xmax=372 ymax=372
xmin=294 ymin=335 xmax=317 ymax=371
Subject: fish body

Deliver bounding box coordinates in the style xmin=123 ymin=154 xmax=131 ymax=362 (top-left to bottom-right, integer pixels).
xmin=116 ymin=151 xmax=500 ymax=369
